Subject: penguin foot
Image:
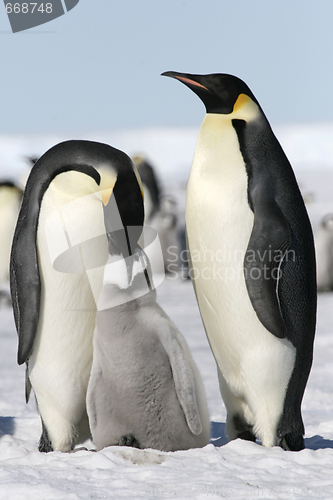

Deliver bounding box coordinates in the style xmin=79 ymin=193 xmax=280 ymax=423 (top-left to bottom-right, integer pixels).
xmin=232 ymin=414 xmax=256 ymax=442
xmin=279 ymin=434 xmax=304 ymax=451
xmin=38 ymin=421 xmax=53 ymax=453
xmin=118 ymin=434 xmax=141 ymax=449
xmin=237 ymin=430 xmax=256 ymax=442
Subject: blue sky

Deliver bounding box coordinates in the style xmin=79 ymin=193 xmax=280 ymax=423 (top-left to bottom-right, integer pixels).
xmin=1 ymin=1 xmax=332 ymax=134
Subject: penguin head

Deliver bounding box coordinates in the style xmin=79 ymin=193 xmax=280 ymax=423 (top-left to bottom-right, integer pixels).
xmin=101 ymin=246 xmax=154 ymax=307
xmin=162 ymin=71 xmax=261 ymax=120
xmin=321 ymin=213 xmax=333 ymax=232
xmin=102 ymin=158 xmax=146 ymax=284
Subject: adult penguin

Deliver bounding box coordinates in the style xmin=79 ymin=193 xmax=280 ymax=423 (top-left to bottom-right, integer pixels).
xmin=10 ymin=140 xmax=144 ymax=452
xmin=132 ymin=155 xmax=161 ymax=223
xmin=162 ymin=72 xmax=317 ymax=451
xmin=0 ymin=180 xmax=23 ymax=285
xmin=315 ymin=213 xmax=333 ymax=291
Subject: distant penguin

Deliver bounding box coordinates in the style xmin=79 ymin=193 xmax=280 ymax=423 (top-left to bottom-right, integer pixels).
xmin=151 ymin=194 xmax=179 ymax=275
xmin=86 ymin=227 xmax=210 ymax=451
xmin=132 ymin=155 xmax=179 ymax=274
xmin=162 ymin=72 xmax=317 ymax=451
xmin=10 ymin=140 xmax=143 ymax=452
xmin=315 ymin=213 xmax=333 ymax=291
xmin=132 ymin=155 xmax=161 ymax=223
xmin=0 ymin=180 xmax=23 ymax=284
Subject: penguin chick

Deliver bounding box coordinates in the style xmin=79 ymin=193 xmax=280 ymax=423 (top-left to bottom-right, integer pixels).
xmin=87 ymin=247 xmax=210 ymax=452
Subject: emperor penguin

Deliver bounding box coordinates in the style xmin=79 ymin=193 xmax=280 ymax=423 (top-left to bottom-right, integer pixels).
xmin=132 ymin=155 xmax=180 ymax=274
xmin=10 ymin=140 xmax=143 ymax=452
xmin=162 ymin=72 xmax=317 ymax=451
xmin=132 ymin=155 xmax=161 ymax=223
xmin=315 ymin=213 xmax=333 ymax=292
xmin=0 ymin=180 xmax=23 ymax=285
xmin=86 ymin=217 xmax=210 ymax=451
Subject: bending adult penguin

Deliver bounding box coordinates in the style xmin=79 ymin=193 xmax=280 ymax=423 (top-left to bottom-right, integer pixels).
xmin=162 ymin=72 xmax=317 ymax=451
xmin=86 ymin=234 xmax=210 ymax=452
xmin=10 ymin=140 xmax=144 ymax=452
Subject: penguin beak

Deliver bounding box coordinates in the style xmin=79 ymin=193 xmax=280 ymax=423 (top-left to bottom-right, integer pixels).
xmin=161 ymin=71 xmax=209 ymax=91
xmin=106 ymin=228 xmax=134 ymax=284
xmin=102 ymin=172 xmax=144 ymax=286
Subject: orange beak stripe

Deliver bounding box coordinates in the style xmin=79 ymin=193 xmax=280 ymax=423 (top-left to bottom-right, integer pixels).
xmin=175 ymin=76 xmax=208 ymax=90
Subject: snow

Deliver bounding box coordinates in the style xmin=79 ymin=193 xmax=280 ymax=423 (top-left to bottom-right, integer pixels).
xmin=1 ymin=125 xmax=333 ymax=499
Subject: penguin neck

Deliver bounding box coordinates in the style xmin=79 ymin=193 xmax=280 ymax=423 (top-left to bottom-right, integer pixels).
xmin=97 ymin=251 xmax=155 ymax=311
xmin=186 ymin=112 xmax=254 ymax=235
xmin=102 ymin=253 xmax=139 ymax=289
xmin=190 ymin=113 xmax=244 ymax=182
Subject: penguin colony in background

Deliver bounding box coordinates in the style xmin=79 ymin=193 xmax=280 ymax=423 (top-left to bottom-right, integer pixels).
xmin=132 ymin=155 xmax=180 ymax=275
xmin=162 ymin=72 xmax=317 ymax=451
xmin=10 ymin=139 xmax=209 ymax=453
xmin=0 ymin=156 xmax=36 ymax=293
xmin=132 ymin=155 xmax=161 ymax=223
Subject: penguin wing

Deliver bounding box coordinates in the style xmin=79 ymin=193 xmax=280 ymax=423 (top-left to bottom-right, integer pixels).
xmin=11 ymin=219 xmax=42 ymax=366
xmin=244 ymin=198 xmax=291 ymax=339
xmin=158 ymin=324 xmax=202 ymax=435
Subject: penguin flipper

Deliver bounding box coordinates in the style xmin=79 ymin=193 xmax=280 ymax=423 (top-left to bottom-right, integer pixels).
xmin=158 ymin=325 xmax=202 ymax=435
xmin=244 ymin=199 xmax=291 ymax=339
xmin=10 ymin=230 xmax=41 ymax=366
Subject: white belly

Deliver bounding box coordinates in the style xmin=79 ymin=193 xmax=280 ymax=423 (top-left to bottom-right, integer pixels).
xmin=28 ymin=172 xmax=109 ymax=434
xmin=186 ymin=115 xmax=295 ymax=407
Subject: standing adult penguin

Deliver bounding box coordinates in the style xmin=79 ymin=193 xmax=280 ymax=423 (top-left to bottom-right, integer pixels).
xmin=162 ymin=72 xmax=317 ymax=451
xmin=10 ymin=140 xmax=144 ymax=452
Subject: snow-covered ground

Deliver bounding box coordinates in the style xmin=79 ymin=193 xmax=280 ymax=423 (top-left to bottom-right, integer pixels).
xmin=0 ymin=125 xmax=333 ymax=499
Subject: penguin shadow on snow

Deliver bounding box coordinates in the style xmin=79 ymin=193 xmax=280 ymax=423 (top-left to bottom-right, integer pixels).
xmin=0 ymin=416 xmax=15 ymax=436
xmin=210 ymin=422 xmax=228 ymax=447
xmin=210 ymin=422 xmax=333 ymax=450
xmin=305 ymin=435 xmax=333 ymax=450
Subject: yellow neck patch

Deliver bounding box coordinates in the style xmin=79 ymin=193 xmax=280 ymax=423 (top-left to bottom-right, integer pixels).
xmin=102 ymin=188 xmax=113 ymax=206
xmin=232 ymin=93 xmax=259 ymax=121
xmin=233 ymin=93 xmax=252 ymax=112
